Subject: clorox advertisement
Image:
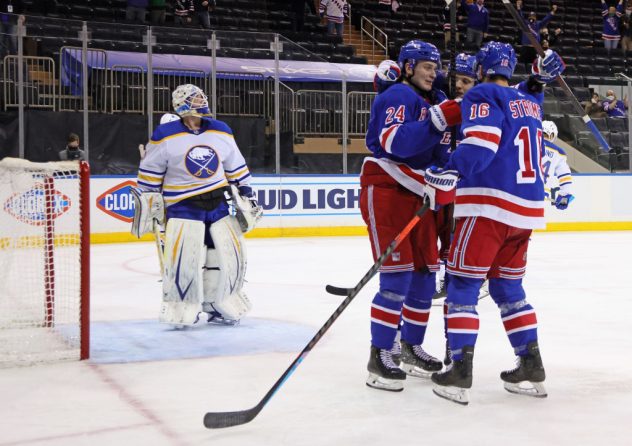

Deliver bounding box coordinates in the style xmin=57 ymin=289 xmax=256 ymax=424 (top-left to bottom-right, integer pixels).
xmin=96 ymin=180 xmax=137 ymax=223
xmin=4 ymin=184 xmax=72 ymax=226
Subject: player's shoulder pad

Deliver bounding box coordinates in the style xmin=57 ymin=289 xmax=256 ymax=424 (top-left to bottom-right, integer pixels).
xmin=377 ymin=83 xmax=422 ymax=108
xmin=463 ymin=82 xmax=498 ymax=103
xmin=150 ymin=120 xmax=186 ymax=143
xmin=545 ymin=140 xmax=567 ymax=156
xmin=203 ymin=117 xmax=234 ymax=137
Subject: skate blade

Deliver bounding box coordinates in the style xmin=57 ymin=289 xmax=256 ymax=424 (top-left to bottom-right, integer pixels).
xmin=400 ymin=363 xmax=435 ymax=379
xmin=432 ymin=384 xmax=469 ymax=405
xmin=503 ymin=381 xmax=547 ymax=398
xmin=366 ymin=373 xmax=404 ymax=392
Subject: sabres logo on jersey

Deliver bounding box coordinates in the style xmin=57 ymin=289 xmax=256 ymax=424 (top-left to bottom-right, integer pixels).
xmin=185 ymin=145 xmax=220 ymax=179
xmin=3 ymin=184 xmax=71 ymax=226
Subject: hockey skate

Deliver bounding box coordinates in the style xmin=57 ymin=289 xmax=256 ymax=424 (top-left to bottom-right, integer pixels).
xmin=501 ymin=342 xmax=547 ymax=398
xmin=366 ymin=346 xmax=406 ymax=392
xmin=431 ymin=345 xmax=474 ymax=405
xmin=200 ymin=303 xmax=240 ymax=326
xmin=390 ymin=337 xmax=402 ymax=366
xmin=399 ymin=340 xmax=443 ymax=378
xmin=443 ymin=340 xmax=452 ymax=366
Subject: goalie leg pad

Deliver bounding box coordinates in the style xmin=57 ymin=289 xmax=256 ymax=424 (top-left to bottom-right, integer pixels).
xmin=160 ymin=218 xmax=206 ymax=326
xmin=131 ymin=189 xmax=165 ymax=238
xmin=203 ymin=215 xmax=252 ymax=320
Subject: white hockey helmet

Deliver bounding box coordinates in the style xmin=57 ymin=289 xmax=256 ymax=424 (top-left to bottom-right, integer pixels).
xmin=542 ymin=120 xmax=558 ymax=142
xmin=160 ymin=113 xmax=180 ymax=125
xmin=172 ymin=84 xmax=210 ymax=117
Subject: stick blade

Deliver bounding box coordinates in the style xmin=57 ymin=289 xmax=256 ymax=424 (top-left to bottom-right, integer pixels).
xmin=325 ymin=284 xmax=351 ymax=296
xmin=203 ymin=409 xmax=257 ymax=429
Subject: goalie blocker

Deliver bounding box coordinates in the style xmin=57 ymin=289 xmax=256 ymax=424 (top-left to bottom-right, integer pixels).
xmin=131 ymin=188 xmax=259 ymax=326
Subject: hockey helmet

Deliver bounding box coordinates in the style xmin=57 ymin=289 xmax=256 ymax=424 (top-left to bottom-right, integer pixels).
xmin=452 ymin=53 xmax=478 ymax=79
xmin=373 ymin=59 xmax=401 ymax=93
xmin=542 ymin=120 xmax=558 ymax=142
xmin=476 ymin=41 xmax=517 ymax=80
xmin=159 ymin=113 xmax=180 ymax=124
xmin=172 ymin=84 xmax=210 ymax=117
xmin=398 ymin=40 xmax=442 ymax=72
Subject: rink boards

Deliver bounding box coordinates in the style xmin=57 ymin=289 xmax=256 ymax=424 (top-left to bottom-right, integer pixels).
xmin=78 ymin=174 xmax=632 ymax=243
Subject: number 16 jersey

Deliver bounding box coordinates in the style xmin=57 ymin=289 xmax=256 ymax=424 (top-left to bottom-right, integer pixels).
xmin=446 ymin=82 xmax=546 ymax=230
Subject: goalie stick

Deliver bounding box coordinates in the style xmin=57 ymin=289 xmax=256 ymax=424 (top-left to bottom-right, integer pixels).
xmin=203 ymin=203 xmax=430 ymax=429
xmin=500 ymin=0 xmax=611 ymax=153
xmin=325 ymin=202 xmax=430 ymax=297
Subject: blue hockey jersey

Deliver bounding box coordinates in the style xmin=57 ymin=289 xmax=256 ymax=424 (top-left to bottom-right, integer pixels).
xmin=446 ymin=82 xmax=546 ymax=229
xmin=364 ymin=82 xmax=452 ymax=196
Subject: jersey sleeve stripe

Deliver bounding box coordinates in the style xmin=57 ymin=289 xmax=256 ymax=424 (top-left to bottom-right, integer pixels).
xmin=225 ymin=163 xmax=247 ymax=174
xmin=137 ymin=173 xmax=164 ymax=185
xmin=460 ymin=136 xmax=500 ymax=152
xmin=138 ymin=167 xmax=167 ymax=176
xmin=379 ymin=124 xmax=401 ymax=153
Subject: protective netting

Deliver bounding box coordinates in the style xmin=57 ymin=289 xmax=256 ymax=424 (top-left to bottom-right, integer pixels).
xmin=0 ymin=158 xmax=88 ymax=367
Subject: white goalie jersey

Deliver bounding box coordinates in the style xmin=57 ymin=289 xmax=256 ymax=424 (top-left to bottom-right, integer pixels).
xmin=542 ymin=140 xmax=573 ymax=201
xmin=136 ymin=117 xmax=252 ymax=206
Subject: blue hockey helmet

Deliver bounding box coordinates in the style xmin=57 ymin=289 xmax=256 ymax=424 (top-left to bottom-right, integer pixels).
xmin=397 ymin=40 xmax=442 ymax=72
xmin=452 ymin=53 xmax=478 ymax=79
xmin=476 ymin=41 xmax=517 ymax=80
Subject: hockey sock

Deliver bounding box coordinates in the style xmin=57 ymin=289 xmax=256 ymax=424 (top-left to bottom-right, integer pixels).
xmin=370 ymin=271 xmax=412 ymax=350
xmin=401 ymin=271 xmax=435 ymax=345
xmin=445 ymin=275 xmax=482 ymax=361
xmin=489 ymin=279 xmax=538 ymax=356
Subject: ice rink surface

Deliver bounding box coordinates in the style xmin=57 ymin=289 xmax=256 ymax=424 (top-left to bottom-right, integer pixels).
xmin=1 ymin=231 xmax=632 ymax=446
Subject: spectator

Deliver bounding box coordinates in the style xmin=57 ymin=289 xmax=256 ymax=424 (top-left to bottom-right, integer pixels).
xmin=126 ymin=0 xmax=148 ymax=23
xmin=516 ymin=1 xmax=557 ymax=71
xmin=602 ymin=0 xmax=624 ymax=53
xmin=442 ymin=3 xmax=466 ymax=51
xmin=584 ymin=92 xmax=607 ymax=118
xmin=174 ymin=0 xmax=194 ymax=26
xmin=32 ymin=0 xmax=57 ymax=15
xmin=319 ymin=0 xmax=349 ymax=38
xmin=621 ymin=13 xmax=632 ymax=55
xmin=461 ymin=0 xmax=489 ymax=50
xmin=292 ymin=0 xmax=316 ymax=32
xmin=540 ymin=26 xmax=562 ymax=48
xmin=149 ymin=0 xmax=166 ymax=25
xmin=0 ymin=0 xmax=24 ymax=59
xmin=602 ymin=89 xmax=628 ymax=117
xmin=59 ymin=133 xmax=86 ymax=161
xmin=193 ymin=0 xmax=214 ymax=29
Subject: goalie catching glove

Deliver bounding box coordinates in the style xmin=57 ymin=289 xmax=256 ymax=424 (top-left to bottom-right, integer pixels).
xmin=423 ymin=166 xmax=459 ymax=211
xmin=130 ymin=188 xmax=165 ymax=238
xmin=532 ymin=49 xmax=565 ymax=83
xmin=230 ymin=185 xmax=263 ymax=233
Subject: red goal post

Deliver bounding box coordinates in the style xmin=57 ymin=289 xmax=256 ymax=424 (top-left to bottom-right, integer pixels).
xmin=0 ymin=158 xmax=90 ymax=367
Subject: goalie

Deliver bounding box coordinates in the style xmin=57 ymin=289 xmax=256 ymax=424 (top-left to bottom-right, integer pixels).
xmin=131 ymin=84 xmax=263 ymax=327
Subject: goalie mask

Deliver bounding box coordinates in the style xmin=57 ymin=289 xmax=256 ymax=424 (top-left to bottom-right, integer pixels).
xmin=542 ymin=120 xmax=558 ymax=142
xmin=172 ymin=84 xmax=210 ymax=117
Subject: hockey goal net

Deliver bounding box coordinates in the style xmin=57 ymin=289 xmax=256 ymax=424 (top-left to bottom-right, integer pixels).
xmin=0 ymin=158 xmax=90 ymax=367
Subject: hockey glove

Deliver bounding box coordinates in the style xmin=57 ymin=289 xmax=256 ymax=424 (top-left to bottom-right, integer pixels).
xmin=423 ymin=166 xmax=459 ymax=211
xmin=429 ymin=99 xmax=462 ymax=133
xmin=373 ymin=59 xmax=401 ymax=93
xmin=554 ymin=193 xmax=574 ymax=210
xmin=232 ymin=185 xmax=263 ymax=233
xmin=532 ymin=49 xmax=565 ymax=84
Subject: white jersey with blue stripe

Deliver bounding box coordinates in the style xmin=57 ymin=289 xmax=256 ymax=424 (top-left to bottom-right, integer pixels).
xmin=542 ymin=140 xmax=572 ymax=199
xmin=447 ymin=82 xmax=546 ymax=229
xmin=137 ymin=117 xmax=251 ymax=206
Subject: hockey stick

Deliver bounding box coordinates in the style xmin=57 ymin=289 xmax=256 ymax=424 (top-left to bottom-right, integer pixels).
xmin=153 ymin=219 xmax=164 ymax=274
xmin=325 ymin=202 xmax=430 ymax=297
xmin=203 ymin=203 xmax=430 ymax=429
xmin=500 ymin=0 xmax=611 ymax=153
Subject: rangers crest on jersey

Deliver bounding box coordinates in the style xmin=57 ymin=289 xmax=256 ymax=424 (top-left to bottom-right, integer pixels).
xmin=185 ymin=145 xmax=220 ymax=178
